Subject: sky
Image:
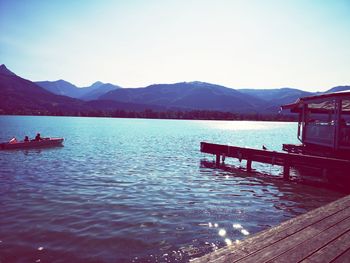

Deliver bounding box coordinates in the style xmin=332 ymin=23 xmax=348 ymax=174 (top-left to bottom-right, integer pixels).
xmin=0 ymin=0 xmax=349 ymax=91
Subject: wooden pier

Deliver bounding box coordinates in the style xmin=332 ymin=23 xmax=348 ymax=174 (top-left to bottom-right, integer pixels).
xmin=200 ymin=142 xmax=350 ymax=180
xmin=191 ymin=194 xmax=350 ymax=263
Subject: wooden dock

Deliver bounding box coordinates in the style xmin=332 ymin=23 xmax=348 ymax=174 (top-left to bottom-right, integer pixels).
xmin=191 ymin=194 xmax=350 ymax=263
xmin=200 ymin=142 xmax=350 ymax=180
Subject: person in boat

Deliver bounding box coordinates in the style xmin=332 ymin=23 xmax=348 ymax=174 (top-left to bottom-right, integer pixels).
xmin=9 ymin=137 xmax=17 ymax=144
xmin=24 ymin=136 xmax=29 ymax=142
xmin=35 ymin=133 xmax=42 ymax=141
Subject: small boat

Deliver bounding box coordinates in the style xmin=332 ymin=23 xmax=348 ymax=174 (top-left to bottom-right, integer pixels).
xmin=0 ymin=138 xmax=64 ymax=150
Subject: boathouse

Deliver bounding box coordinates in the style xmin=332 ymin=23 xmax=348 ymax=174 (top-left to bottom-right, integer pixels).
xmin=281 ymin=91 xmax=350 ymax=159
xmin=200 ymin=91 xmax=350 ymax=181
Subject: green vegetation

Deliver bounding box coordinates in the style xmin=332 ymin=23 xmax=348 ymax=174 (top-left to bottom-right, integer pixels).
xmin=0 ymin=108 xmax=297 ymax=122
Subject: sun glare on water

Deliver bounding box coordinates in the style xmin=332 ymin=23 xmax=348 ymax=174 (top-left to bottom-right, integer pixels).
xmin=199 ymin=120 xmax=286 ymax=131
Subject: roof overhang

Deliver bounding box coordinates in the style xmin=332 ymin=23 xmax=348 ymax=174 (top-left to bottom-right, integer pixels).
xmin=281 ymin=91 xmax=350 ymax=113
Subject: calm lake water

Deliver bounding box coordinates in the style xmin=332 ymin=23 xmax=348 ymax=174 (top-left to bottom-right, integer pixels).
xmin=0 ymin=116 xmax=346 ymax=262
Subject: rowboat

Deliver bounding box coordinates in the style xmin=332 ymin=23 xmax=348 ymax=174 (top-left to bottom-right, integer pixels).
xmin=0 ymin=138 xmax=64 ymax=150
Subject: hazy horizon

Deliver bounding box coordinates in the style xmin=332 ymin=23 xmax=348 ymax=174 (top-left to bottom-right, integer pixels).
xmin=1 ymin=0 xmax=349 ymax=92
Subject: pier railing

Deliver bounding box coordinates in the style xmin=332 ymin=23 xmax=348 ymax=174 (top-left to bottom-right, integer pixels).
xmin=200 ymin=142 xmax=350 ymax=180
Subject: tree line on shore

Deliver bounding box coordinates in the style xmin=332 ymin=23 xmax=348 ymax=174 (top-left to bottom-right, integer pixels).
xmin=0 ymin=109 xmax=297 ymax=121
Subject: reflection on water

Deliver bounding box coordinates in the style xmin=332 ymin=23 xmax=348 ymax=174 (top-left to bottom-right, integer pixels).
xmin=198 ymin=120 xmax=276 ymax=131
xmin=0 ymin=116 xmax=347 ymax=262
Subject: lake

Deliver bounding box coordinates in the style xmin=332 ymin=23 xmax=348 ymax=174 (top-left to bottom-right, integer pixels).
xmin=0 ymin=116 xmax=345 ymax=262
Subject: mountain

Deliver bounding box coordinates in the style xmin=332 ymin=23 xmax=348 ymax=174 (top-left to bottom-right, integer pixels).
xmin=36 ymin=79 xmax=81 ymax=98
xmin=2 ymin=64 xmax=348 ymax=117
xmin=88 ymin=81 xmax=104 ymax=89
xmin=80 ymin=82 xmax=122 ymax=101
xmin=99 ymin=81 xmax=265 ymax=113
xmin=0 ymin=65 xmax=163 ymax=115
xmin=0 ymin=64 xmax=17 ymax=76
xmin=36 ymin=80 xmax=121 ymax=100
xmin=85 ymin=100 xmax=166 ymax=112
xmin=325 ymin=86 xmax=350 ymax=93
xmin=0 ymin=68 xmax=89 ymax=115
xmin=239 ymin=88 xmax=315 ymax=112
xmin=238 ymin=88 xmax=311 ymax=101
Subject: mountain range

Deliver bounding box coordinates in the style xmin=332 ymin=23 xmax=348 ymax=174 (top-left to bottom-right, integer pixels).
xmin=0 ymin=65 xmax=163 ymax=115
xmin=1 ymin=64 xmax=349 ymax=117
xmin=0 ymin=64 xmax=86 ymax=115
xmin=35 ymin=80 xmax=121 ymax=100
xmin=99 ymin=81 xmax=265 ymax=113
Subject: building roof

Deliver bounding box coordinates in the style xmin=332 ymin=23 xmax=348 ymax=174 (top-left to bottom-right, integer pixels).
xmin=281 ymin=91 xmax=350 ymax=113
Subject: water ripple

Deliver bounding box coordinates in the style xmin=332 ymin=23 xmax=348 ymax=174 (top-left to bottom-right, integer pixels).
xmin=0 ymin=116 xmax=346 ymax=262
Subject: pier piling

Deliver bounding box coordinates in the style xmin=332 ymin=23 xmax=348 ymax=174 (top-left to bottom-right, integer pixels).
xmin=215 ymin=154 xmax=220 ymax=166
xmin=247 ymin=160 xmax=252 ymax=172
xmin=200 ymin=142 xmax=350 ymax=180
xmin=283 ymin=162 xmax=290 ymax=180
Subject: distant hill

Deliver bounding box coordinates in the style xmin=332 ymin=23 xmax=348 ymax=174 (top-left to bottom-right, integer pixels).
xmin=0 ymin=66 xmax=88 ymax=115
xmin=36 ymin=79 xmax=81 ymax=98
xmin=80 ymin=82 xmax=122 ymax=101
xmin=101 ymin=82 xmax=335 ymax=114
xmin=99 ymin=81 xmax=265 ymax=113
xmin=0 ymin=64 xmax=17 ymax=76
xmin=238 ymin=88 xmax=312 ymax=102
xmin=239 ymin=88 xmax=315 ymax=112
xmin=85 ymin=100 xmax=166 ymax=112
xmin=325 ymin=86 xmax=350 ymax=93
xmin=36 ymin=80 xmax=121 ymax=100
xmin=1 ymin=64 xmax=349 ymax=118
xmin=0 ymin=65 xmax=164 ymax=115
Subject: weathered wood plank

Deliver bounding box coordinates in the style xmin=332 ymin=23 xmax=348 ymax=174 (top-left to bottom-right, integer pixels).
xmin=229 ymin=209 xmax=350 ymax=263
xmin=332 ymin=248 xmax=350 ymax=263
xmin=301 ymin=230 xmax=350 ymax=263
xmin=192 ymin=198 xmax=350 ymax=262
xmin=191 ymin=195 xmax=350 ymax=263
xmin=270 ymin=216 xmax=350 ymax=262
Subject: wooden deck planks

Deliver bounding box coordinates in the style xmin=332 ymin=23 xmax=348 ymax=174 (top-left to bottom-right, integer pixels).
xmin=200 ymin=142 xmax=350 ymax=171
xmin=270 ymin=216 xmax=350 ymax=262
xmin=301 ymin=230 xmax=350 ymax=263
xmin=332 ymin=247 xmax=350 ymax=263
xmin=191 ymin=195 xmax=350 ymax=263
xmin=238 ymin=210 xmax=350 ymax=263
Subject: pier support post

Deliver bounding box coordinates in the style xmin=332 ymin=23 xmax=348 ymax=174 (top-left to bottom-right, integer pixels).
xmin=283 ymin=163 xmax=290 ymax=180
xmin=247 ymin=160 xmax=252 ymax=172
xmin=216 ymin=154 xmax=220 ymax=166
xmin=222 ymin=153 xmax=225 ymax=164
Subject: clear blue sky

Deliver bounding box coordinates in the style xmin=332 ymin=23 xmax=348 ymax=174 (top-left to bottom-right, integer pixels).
xmin=1 ymin=0 xmax=349 ymax=91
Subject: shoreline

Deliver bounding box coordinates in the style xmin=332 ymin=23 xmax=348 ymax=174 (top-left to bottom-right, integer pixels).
xmin=0 ymin=112 xmax=297 ymax=122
